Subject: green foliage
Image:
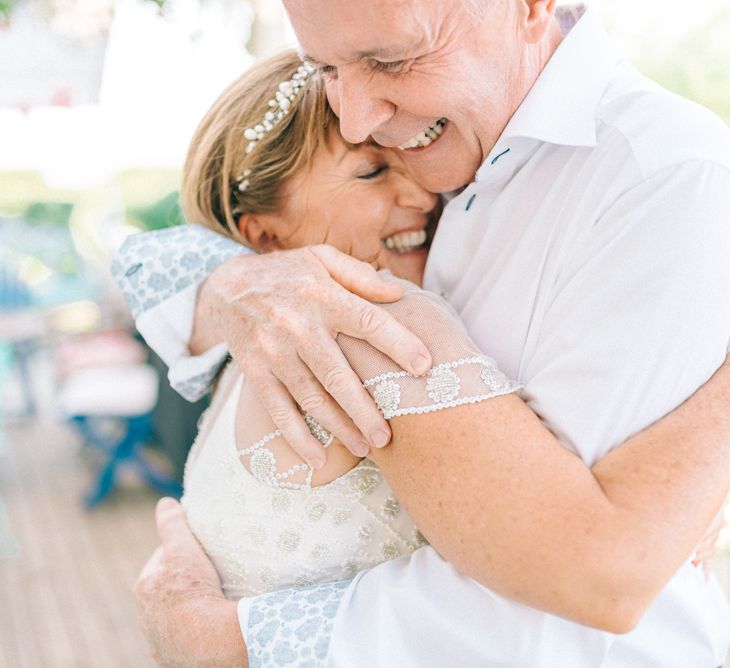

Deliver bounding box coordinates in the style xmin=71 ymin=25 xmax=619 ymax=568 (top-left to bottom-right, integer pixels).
xmin=0 ymin=0 xmax=21 ymax=21
xmin=128 ymin=190 xmax=185 ymax=231
xmin=23 ymin=201 xmax=73 ymax=227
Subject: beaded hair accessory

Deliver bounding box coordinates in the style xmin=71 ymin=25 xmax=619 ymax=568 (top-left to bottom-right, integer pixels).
xmin=236 ymin=60 xmax=317 ymax=193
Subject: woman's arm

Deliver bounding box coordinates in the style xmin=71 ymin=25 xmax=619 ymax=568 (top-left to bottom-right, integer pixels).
xmin=338 ymin=282 xmax=730 ymax=632
xmin=367 ymin=366 xmax=729 ymax=632
xmin=230 ymin=274 xmax=729 ymax=631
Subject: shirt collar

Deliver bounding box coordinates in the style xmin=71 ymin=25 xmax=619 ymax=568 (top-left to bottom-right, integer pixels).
xmin=486 ymin=5 xmax=619 ymax=156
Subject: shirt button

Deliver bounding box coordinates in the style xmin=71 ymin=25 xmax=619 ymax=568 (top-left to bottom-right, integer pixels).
xmin=125 ymin=262 xmax=143 ymax=277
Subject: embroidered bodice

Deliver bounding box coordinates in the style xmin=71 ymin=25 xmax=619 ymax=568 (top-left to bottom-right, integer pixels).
xmin=182 ymin=275 xmax=519 ymax=599
xmin=183 ymin=367 xmax=426 ymax=599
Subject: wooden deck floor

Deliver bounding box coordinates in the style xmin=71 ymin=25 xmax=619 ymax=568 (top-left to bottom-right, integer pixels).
xmin=0 ymin=413 xmax=160 ymax=668
xmin=0 ymin=362 xmax=728 ymax=668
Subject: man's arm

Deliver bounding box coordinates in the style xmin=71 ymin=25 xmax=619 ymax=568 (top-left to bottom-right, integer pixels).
xmin=112 ymin=225 xmax=433 ymax=463
xmin=112 ymin=224 xmax=247 ymax=401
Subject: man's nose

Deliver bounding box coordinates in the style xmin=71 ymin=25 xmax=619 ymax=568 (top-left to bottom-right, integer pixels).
xmin=333 ymin=70 xmax=395 ymax=144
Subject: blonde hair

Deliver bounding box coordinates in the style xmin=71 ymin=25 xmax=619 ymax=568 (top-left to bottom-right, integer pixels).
xmin=182 ymin=49 xmax=339 ymax=242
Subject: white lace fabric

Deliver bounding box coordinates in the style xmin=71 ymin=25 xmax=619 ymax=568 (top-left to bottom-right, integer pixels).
xmin=182 ymin=275 xmax=520 ymax=598
xmin=341 ymin=273 xmax=520 ymax=421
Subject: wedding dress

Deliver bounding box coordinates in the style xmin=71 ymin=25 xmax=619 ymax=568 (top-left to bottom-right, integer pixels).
xmin=182 ymin=275 xmax=519 ymax=599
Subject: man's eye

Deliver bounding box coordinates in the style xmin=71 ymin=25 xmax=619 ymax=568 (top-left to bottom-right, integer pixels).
xmin=358 ymin=165 xmax=388 ymax=180
xmin=372 ymin=60 xmax=407 ymax=74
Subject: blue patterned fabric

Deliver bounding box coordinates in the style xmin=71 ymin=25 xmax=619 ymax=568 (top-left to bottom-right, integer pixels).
xmin=111 ymin=224 xmax=246 ymax=319
xmin=172 ymin=351 xmax=230 ymax=402
xmin=246 ymin=580 xmax=350 ymax=667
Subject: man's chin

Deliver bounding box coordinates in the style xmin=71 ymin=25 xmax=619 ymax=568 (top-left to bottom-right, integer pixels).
xmin=399 ymin=152 xmax=476 ymax=194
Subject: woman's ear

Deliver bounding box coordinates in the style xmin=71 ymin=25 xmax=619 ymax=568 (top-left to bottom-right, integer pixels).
xmin=236 ymin=213 xmax=283 ymax=252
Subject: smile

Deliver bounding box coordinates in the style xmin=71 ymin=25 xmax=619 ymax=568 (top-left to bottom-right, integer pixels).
xmin=382 ymin=229 xmax=428 ymax=253
xmin=397 ymin=118 xmax=447 ymax=151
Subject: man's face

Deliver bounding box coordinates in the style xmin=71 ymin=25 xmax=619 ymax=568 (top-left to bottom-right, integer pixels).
xmin=284 ymin=0 xmax=528 ymax=193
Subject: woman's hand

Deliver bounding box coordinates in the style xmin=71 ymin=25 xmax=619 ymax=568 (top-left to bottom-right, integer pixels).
xmin=195 ymin=245 xmax=432 ymax=468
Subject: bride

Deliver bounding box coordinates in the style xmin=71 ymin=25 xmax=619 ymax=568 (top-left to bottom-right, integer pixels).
xmin=179 ymin=49 xmax=725 ymax=614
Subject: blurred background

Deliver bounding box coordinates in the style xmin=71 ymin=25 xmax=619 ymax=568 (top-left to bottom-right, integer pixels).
xmin=0 ymin=0 xmax=728 ymax=666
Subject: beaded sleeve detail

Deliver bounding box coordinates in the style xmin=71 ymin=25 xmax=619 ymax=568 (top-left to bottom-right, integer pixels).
xmin=241 ymin=354 xmax=519 ymax=491
xmin=365 ymin=355 xmax=519 ymax=419
xmin=239 ymin=413 xmax=333 ymax=490
xmin=236 ymin=274 xmax=521 ymax=491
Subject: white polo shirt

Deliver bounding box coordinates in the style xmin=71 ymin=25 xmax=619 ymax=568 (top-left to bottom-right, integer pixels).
xmin=323 ymin=6 xmax=730 ymax=667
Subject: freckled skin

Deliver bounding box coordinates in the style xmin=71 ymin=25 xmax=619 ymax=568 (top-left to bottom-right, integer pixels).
xmin=284 ymin=0 xmax=563 ymax=193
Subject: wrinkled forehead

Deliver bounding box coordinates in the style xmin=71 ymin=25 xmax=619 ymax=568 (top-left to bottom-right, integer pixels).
xmin=284 ymin=0 xmax=439 ymax=64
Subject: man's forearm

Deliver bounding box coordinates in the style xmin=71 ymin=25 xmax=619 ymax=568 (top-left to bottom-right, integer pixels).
xmin=189 ymin=275 xmax=225 ymax=356
xmin=134 ymin=498 xmax=248 ymax=668
xmin=177 ymin=598 xmax=247 ymax=668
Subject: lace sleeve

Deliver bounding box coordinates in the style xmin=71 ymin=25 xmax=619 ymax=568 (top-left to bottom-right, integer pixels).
xmin=337 ymin=272 xmax=520 ymax=419
xmin=232 ymin=272 xmax=519 ymax=491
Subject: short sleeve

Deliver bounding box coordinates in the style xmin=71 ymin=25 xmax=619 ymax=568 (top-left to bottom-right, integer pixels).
xmin=522 ymin=160 xmax=730 ymax=464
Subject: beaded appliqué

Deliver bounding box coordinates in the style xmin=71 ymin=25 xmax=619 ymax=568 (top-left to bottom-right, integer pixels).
xmin=426 ymin=367 xmax=460 ymax=403
xmin=480 ymin=361 xmax=512 ymax=392
xmin=373 ymin=379 xmax=401 ymax=416
xmin=364 ymin=355 xmax=519 ymax=419
xmin=239 ymin=357 xmax=518 ymax=487
xmin=240 ymin=413 xmax=332 ymax=490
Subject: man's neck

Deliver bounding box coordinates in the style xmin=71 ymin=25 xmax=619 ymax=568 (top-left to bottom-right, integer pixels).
xmin=476 ymin=18 xmax=564 ymax=161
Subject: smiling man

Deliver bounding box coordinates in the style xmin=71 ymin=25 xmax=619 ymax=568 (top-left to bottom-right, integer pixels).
xmin=119 ymin=1 xmax=730 ymax=666
xmin=296 ymin=0 xmax=562 ymax=194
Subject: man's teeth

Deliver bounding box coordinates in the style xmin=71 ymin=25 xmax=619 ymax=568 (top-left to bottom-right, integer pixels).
xmin=398 ymin=118 xmax=447 ymax=150
xmin=383 ymin=229 xmax=428 ymax=253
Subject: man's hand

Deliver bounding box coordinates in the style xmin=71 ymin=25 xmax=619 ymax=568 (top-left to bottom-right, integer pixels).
xmin=194 ymin=245 xmax=432 ymax=468
xmin=133 ymin=498 xmax=246 ymax=667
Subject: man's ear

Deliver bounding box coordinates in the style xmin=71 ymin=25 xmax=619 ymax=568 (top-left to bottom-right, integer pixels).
xmin=237 ymin=213 xmax=282 ymax=252
xmin=519 ymin=0 xmax=558 ymax=44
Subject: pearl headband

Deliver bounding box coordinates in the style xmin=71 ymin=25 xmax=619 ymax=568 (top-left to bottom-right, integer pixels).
xmin=236 ymin=60 xmax=317 ymax=193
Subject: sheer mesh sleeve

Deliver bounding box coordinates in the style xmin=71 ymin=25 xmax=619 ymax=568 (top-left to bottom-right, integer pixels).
xmin=229 ymin=272 xmax=520 ymax=491
xmin=337 ymin=272 xmax=520 ymax=419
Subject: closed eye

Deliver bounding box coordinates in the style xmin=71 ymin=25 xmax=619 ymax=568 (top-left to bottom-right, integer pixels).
xmin=371 ymin=59 xmax=407 ymax=74
xmin=358 ymin=165 xmax=389 ymax=180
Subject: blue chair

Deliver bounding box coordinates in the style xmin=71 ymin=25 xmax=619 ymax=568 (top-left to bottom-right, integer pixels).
xmin=0 ymin=266 xmax=33 ymax=309
xmin=58 ymin=363 xmax=182 ymax=508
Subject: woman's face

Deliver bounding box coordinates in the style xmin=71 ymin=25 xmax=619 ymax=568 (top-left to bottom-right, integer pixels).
xmin=248 ymin=132 xmax=439 ymax=285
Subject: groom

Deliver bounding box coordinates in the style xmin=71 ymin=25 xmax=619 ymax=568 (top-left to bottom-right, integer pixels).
xmin=122 ymin=1 xmax=730 ymax=666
